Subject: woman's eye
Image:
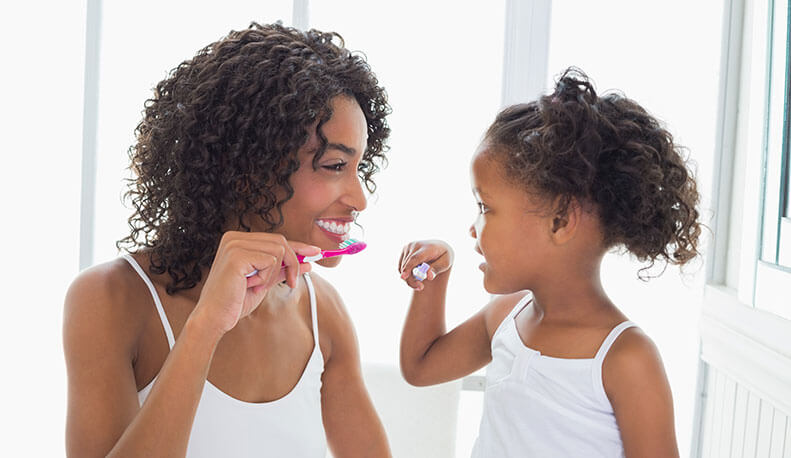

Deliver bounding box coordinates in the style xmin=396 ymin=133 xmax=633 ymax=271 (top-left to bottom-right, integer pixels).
xmin=477 ymin=202 xmax=488 ymax=214
xmin=322 ymin=162 xmax=347 ymax=172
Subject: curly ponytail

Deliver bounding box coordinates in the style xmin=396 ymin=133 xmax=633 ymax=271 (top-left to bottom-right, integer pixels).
xmin=484 ymin=67 xmax=701 ymax=277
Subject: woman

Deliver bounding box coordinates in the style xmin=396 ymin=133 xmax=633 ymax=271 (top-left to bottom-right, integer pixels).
xmin=64 ymin=22 xmax=392 ymax=457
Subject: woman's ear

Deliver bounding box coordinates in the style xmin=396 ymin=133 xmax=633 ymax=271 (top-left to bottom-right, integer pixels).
xmin=549 ymin=196 xmax=581 ymax=245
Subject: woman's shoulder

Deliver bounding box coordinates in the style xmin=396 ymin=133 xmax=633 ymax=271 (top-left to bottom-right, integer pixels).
xmin=302 ymin=271 xmax=356 ymax=359
xmin=63 ymin=256 xmax=152 ymax=348
xmin=303 ymin=271 xmax=346 ymax=317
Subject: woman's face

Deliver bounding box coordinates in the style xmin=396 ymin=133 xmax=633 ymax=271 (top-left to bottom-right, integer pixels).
xmin=274 ymin=95 xmax=369 ymax=267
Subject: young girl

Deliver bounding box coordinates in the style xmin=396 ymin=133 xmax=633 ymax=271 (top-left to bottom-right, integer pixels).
xmin=63 ymin=23 xmax=392 ymax=457
xmin=398 ymin=68 xmax=700 ymax=457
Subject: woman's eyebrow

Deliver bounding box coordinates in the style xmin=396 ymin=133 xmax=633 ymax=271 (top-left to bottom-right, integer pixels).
xmin=327 ymin=142 xmax=356 ymax=155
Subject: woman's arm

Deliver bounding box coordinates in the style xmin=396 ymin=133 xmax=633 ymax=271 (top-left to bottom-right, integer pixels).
xmin=604 ymin=328 xmax=679 ymax=458
xmin=64 ymin=265 xmax=223 ymax=457
xmin=64 ymin=233 xmax=318 ymax=457
xmin=313 ymin=276 xmax=391 ymax=457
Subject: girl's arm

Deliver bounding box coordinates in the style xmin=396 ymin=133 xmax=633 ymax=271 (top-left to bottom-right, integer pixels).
xmin=604 ymin=328 xmax=679 ymax=458
xmin=311 ymin=275 xmax=391 ymax=457
xmin=398 ymin=240 xmax=521 ymax=386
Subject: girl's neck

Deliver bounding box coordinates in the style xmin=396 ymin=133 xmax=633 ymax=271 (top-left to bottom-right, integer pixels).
xmin=527 ymin=261 xmax=616 ymax=323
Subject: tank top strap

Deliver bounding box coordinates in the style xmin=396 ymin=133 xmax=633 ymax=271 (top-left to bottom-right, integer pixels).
xmin=302 ymin=272 xmax=320 ymax=350
xmin=493 ymin=292 xmax=533 ymax=339
xmin=510 ymin=292 xmax=533 ymax=318
xmin=122 ymin=254 xmax=176 ymax=349
xmin=594 ymin=320 xmax=637 ymax=362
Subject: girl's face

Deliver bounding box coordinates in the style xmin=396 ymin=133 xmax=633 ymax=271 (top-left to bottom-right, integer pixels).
xmin=274 ymin=95 xmax=369 ymax=268
xmin=469 ymin=144 xmax=555 ymax=293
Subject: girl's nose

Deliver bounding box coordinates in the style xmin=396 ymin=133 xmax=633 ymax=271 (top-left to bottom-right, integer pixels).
xmin=469 ymin=224 xmax=477 ymax=238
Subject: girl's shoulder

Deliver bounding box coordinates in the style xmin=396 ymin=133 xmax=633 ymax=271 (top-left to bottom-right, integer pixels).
xmin=482 ymin=290 xmax=532 ymax=340
xmin=601 ymin=326 xmax=669 ymax=401
xmin=603 ymin=326 xmax=659 ymax=368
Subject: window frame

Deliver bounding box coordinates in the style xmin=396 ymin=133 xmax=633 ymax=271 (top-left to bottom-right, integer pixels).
xmin=694 ymin=0 xmax=791 ymax=451
xmin=755 ymin=0 xmax=791 ymax=318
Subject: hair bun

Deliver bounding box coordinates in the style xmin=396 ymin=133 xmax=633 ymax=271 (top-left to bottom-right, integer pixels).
xmin=552 ymin=67 xmax=598 ymax=105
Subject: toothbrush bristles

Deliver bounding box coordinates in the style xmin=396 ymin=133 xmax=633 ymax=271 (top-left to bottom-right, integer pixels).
xmin=339 ymin=238 xmax=361 ymax=248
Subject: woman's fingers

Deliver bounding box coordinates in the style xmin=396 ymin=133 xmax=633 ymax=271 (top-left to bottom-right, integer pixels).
xmin=248 ymin=248 xmax=280 ymax=291
xmin=280 ymin=244 xmax=300 ymax=289
xmin=217 ymin=233 xmax=323 ymax=311
xmin=285 ymin=241 xmax=321 ymax=288
xmin=289 ymin=241 xmax=323 ymax=256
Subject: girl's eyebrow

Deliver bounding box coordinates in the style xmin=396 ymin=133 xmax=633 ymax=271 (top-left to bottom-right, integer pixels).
xmin=473 ymin=187 xmax=491 ymax=198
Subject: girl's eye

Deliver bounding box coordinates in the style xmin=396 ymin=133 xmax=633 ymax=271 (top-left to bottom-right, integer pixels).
xmin=322 ymin=162 xmax=347 ymax=172
xmin=477 ymin=202 xmax=488 ymax=214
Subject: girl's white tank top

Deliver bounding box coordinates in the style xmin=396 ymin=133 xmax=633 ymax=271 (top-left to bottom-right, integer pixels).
xmin=123 ymin=254 xmax=327 ymax=457
xmin=472 ymin=293 xmax=635 ymax=458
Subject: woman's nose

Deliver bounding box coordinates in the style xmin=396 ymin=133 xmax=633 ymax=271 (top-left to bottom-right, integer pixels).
xmin=343 ymin=174 xmax=368 ymax=213
xmin=469 ymin=224 xmax=477 ymax=238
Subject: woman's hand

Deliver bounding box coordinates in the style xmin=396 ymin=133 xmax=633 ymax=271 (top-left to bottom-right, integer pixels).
xmin=397 ymin=240 xmax=454 ymax=291
xmin=193 ymin=231 xmax=321 ymax=337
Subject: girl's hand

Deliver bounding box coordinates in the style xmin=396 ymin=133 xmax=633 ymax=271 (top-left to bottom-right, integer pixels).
xmin=398 ymin=240 xmax=454 ymax=291
xmin=192 ymin=231 xmax=321 ymax=337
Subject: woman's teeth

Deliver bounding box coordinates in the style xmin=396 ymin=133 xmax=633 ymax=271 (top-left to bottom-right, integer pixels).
xmin=317 ymin=220 xmax=350 ymax=235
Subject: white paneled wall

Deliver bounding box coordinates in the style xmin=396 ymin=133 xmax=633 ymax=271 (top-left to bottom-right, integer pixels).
xmin=698 ymin=365 xmax=790 ymax=458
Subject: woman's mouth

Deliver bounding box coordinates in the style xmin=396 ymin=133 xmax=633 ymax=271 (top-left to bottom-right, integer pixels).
xmin=316 ymin=219 xmax=351 ymax=242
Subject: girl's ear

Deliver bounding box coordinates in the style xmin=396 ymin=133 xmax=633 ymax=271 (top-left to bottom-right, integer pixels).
xmin=549 ymin=196 xmax=581 ymax=245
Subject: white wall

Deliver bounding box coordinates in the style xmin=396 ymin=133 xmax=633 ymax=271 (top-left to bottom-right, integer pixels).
xmin=0 ymin=1 xmax=86 ymax=456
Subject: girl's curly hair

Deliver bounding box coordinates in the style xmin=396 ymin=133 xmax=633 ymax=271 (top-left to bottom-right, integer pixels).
xmin=485 ymin=67 xmax=701 ymax=278
xmin=117 ymin=22 xmax=391 ymax=294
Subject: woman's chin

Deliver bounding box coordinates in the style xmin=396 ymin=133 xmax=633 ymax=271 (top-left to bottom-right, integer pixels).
xmin=317 ymin=256 xmax=342 ymax=268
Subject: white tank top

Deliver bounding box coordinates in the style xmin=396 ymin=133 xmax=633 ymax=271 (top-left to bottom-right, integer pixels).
xmin=123 ymin=254 xmax=327 ymax=458
xmin=472 ymin=293 xmax=635 ymax=458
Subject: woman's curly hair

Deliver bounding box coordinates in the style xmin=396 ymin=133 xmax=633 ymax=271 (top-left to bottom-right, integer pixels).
xmin=485 ymin=67 xmax=701 ymax=278
xmin=117 ymin=22 xmax=391 ymax=294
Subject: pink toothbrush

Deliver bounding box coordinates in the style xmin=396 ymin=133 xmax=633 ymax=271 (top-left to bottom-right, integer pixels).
xmin=245 ymin=238 xmax=367 ymax=277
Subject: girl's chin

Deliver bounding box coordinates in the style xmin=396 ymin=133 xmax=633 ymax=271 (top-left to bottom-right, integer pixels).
xmin=483 ymin=274 xmax=522 ymax=295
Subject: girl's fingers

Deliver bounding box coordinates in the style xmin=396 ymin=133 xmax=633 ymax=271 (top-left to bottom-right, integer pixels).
xmin=398 ymin=244 xmax=447 ymax=287
xmin=401 ymin=253 xmax=420 ymax=280
xmin=399 ymin=244 xmax=415 ymax=276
